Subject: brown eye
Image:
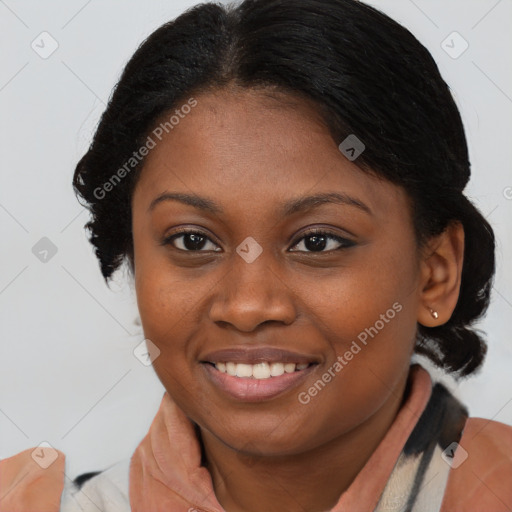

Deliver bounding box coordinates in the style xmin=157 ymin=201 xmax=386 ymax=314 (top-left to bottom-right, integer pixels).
xmin=290 ymin=230 xmax=356 ymax=253
xmin=162 ymin=230 xmax=221 ymax=252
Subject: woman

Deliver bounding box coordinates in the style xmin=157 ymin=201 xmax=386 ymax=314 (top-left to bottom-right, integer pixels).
xmin=1 ymin=0 xmax=511 ymax=510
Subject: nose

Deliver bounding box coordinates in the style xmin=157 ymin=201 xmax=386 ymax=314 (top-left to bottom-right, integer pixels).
xmin=208 ymin=251 xmax=297 ymax=332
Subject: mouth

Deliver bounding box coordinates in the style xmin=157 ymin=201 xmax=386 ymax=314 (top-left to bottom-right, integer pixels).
xmin=199 ymin=347 xmax=320 ymax=402
xmin=203 ymin=361 xmax=314 ymax=379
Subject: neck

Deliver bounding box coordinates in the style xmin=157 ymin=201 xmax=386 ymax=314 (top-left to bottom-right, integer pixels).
xmin=200 ymin=370 xmax=411 ymax=512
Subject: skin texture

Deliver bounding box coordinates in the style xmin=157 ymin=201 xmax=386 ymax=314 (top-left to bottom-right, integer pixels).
xmin=131 ymin=86 xmax=465 ymax=512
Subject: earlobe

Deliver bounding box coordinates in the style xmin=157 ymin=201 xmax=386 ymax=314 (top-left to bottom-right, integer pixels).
xmin=417 ymin=221 xmax=465 ymax=327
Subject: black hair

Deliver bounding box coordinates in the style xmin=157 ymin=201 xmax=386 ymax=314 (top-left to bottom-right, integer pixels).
xmin=72 ymin=0 xmax=495 ymax=377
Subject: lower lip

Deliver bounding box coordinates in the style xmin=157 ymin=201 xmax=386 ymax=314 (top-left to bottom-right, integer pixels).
xmin=201 ymin=363 xmax=317 ymax=402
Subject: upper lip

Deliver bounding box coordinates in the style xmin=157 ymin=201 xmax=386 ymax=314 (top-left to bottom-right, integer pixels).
xmin=200 ymin=346 xmax=321 ymax=365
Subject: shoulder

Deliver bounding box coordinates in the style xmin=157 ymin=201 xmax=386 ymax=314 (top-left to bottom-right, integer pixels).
xmin=0 ymin=446 xmax=66 ymax=511
xmin=0 ymin=447 xmax=131 ymax=512
xmin=441 ymin=417 xmax=512 ymax=511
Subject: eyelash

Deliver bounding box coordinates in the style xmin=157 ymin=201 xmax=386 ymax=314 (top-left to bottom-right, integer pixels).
xmin=161 ymin=227 xmax=356 ymax=253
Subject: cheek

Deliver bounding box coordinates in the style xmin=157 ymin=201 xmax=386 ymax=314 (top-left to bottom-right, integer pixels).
xmin=308 ymin=244 xmax=418 ymax=349
xmin=135 ymin=271 xmax=210 ymax=411
xmin=133 ymin=252 xmax=214 ymax=401
xmin=133 ymin=230 xmax=193 ymax=334
xmin=297 ymin=249 xmax=419 ymax=416
xmin=133 ymin=243 xmax=190 ymax=366
xmin=135 ymin=272 xmax=193 ymax=355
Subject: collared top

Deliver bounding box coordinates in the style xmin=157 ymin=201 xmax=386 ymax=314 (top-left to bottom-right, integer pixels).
xmin=1 ymin=364 xmax=511 ymax=512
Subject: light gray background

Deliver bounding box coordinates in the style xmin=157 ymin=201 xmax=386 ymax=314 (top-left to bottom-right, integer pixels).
xmin=1 ymin=0 xmax=511 ymax=479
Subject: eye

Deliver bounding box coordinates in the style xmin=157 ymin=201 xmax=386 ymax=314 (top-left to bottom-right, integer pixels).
xmin=161 ymin=229 xmax=221 ymax=252
xmin=289 ymin=229 xmax=356 ymax=253
xmin=161 ymin=228 xmax=356 ymax=253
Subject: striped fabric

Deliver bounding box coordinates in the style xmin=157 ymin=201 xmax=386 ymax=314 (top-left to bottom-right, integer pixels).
xmin=375 ymin=383 xmax=467 ymax=511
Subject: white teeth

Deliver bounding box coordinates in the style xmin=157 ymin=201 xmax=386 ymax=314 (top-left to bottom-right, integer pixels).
xmin=270 ymin=362 xmax=285 ymax=376
xmin=213 ymin=361 xmax=311 ymax=379
xmin=284 ymin=363 xmax=296 ymax=373
xmin=253 ymin=362 xmax=271 ymax=379
xmin=226 ymin=362 xmax=237 ymax=376
xmin=235 ymin=363 xmax=253 ymax=378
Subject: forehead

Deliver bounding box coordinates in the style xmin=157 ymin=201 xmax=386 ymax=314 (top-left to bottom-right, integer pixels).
xmin=133 ymin=87 xmax=408 ymax=222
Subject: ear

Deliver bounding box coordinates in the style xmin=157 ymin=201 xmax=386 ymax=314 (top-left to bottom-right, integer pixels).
xmin=417 ymin=221 xmax=465 ymax=327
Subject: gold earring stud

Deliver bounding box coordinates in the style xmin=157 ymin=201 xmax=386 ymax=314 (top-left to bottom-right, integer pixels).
xmin=429 ymin=308 xmax=439 ymax=319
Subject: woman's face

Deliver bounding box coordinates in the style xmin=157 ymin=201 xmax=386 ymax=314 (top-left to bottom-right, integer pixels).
xmin=131 ymin=87 xmax=424 ymax=456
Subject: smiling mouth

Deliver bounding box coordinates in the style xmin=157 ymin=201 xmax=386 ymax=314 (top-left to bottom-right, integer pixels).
xmin=204 ymin=361 xmax=316 ymax=380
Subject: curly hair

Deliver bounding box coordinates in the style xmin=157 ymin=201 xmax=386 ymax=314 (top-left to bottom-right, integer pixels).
xmin=72 ymin=0 xmax=495 ymax=377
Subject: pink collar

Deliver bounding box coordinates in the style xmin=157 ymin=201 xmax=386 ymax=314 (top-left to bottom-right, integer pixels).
xmin=128 ymin=364 xmax=432 ymax=511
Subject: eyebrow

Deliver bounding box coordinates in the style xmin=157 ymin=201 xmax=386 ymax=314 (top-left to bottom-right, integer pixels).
xmin=148 ymin=191 xmax=372 ymax=216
